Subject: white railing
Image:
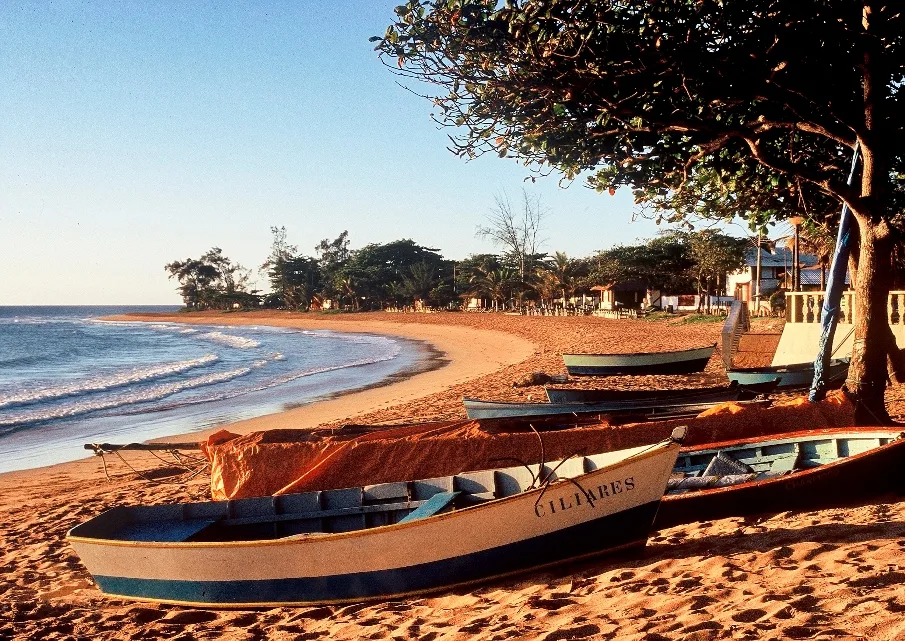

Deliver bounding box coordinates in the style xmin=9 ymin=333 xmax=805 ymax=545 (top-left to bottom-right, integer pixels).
xmin=785 ymin=291 xmax=905 ymax=325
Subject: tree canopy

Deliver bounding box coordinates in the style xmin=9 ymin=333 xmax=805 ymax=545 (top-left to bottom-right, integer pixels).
xmin=165 ymin=248 xmax=257 ymax=310
xmin=377 ymin=0 xmax=905 ymax=420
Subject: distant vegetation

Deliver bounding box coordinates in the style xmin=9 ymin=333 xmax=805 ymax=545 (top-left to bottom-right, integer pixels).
xmin=165 ymin=225 xmax=745 ymax=313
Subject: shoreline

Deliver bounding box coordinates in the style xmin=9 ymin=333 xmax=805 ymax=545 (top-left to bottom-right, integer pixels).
xmin=81 ymin=311 xmax=536 ymax=441
xmin=0 ymin=311 xmax=533 ymax=481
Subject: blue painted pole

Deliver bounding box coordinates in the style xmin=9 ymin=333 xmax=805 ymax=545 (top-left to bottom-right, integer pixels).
xmin=809 ymin=143 xmax=861 ymax=401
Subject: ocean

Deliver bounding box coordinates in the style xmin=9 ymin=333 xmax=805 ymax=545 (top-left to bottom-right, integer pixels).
xmin=0 ymin=306 xmax=426 ymax=473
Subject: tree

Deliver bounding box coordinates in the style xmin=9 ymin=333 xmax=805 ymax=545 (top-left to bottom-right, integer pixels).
xmin=377 ymin=1 xmax=905 ymax=421
xmin=476 ymin=190 xmax=548 ymax=298
xmin=585 ymin=235 xmax=695 ymax=295
xmin=686 ymin=231 xmax=748 ymax=312
xmin=261 ymin=227 xmax=321 ymax=311
xmin=315 ymin=231 xmax=352 ymax=303
xmin=165 ymin=247 xmax=255 ymax=310
xmin=544 ymin=251 xmax=588 ymax=305
xmin=455 ymin=253 xmax=501 ymax=305
xmin=336 ymin=239 xmax=451 ymax=310
xmin=468 ymin=266 xmax=518 ymax=310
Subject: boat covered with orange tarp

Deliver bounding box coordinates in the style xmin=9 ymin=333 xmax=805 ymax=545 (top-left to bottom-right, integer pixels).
xmin=201 ymin=391 xmax=855 ymax=501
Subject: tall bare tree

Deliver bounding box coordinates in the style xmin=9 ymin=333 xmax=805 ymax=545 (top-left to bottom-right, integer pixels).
xmin=476 ymin=190 xmax=548 ymax=286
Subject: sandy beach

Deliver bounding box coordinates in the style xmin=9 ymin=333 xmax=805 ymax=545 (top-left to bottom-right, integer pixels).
xmin=3 ymin=311 xmax=905 ymax=640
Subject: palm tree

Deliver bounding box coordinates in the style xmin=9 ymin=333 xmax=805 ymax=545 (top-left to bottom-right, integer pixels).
xmin=532 ymin=268 xmax=559 ymax=309
xmin=545 ymin=252 xmax=588 ymax=308
xmin=339 ymin=275 xmax=358 ymax=310
xmin=399 ymin=261 xmax=439 ymax=308
xmin=468 ymin=266 xmax=517 ymax=310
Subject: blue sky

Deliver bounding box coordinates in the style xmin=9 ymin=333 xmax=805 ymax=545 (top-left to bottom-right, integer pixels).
xmin=1 ymin=1 xmax=693 ymax=304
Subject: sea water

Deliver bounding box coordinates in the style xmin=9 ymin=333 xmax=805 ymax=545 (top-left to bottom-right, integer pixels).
xmin=0 ymin=306 xmax=425 ymax=473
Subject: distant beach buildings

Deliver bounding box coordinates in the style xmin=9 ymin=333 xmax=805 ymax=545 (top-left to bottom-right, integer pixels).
xmin=725 ymin=246 xmax=849 ymax=309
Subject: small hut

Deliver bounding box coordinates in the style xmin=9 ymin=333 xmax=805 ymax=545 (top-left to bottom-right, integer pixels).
xmin=591 ymin=280 xmax=647 ymax=310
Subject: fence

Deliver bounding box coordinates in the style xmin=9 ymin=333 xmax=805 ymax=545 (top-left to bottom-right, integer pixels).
xmin=593 ymin=308 xmax=639 ymax=320
xmin=784 ymin=291 xmax=905 ymax=325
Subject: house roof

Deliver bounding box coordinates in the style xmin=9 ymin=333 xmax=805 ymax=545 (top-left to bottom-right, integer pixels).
xmin=799 ymin=265 xmax=850 ymax=286
xmin=744 ymin=246 xmax=819 ymax=268
xmin=591 ymin=279 xmax=647 ymax=292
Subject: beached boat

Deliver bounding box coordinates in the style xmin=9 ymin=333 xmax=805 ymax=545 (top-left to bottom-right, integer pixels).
xmin=462 ymin=396 xmax=765 ymax=421
xmin=654 ymin=427 xmax=905 ymax=529
xmin=562 ymin=345 xmax=715 ymax=376
xmin=543 ymin=381 xmax=775 ymax=405
xmin=68 ymin=431 xmax=684 ymax=607
xmin=726 ymin=358 xmax=849 ymax=389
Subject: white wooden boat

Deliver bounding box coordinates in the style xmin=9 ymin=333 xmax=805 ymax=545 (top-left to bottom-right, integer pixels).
xmin=68 ymin=430 xmax=684 ymax=607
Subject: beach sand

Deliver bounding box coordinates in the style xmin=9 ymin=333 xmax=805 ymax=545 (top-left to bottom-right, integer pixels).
xmin=3 ymin=311 xmax=905 ymax=640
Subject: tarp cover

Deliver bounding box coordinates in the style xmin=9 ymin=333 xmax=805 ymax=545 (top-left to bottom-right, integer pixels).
xmin=201 ymin=391 xmax=855 ymax=500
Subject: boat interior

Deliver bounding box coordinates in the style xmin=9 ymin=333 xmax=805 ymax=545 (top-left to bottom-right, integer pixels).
xmin=667 ymin=431 xmax=901 ymax=494
xmin=69 ymin=445 xmax=655 ymax=544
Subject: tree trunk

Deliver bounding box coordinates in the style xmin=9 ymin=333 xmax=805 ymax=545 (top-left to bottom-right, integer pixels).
xmin=848 ymin=219 xmax=896 ymax=424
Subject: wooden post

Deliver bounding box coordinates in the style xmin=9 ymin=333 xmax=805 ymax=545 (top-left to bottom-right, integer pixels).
xmin=754 ymin=234 xmax=762 ymax=313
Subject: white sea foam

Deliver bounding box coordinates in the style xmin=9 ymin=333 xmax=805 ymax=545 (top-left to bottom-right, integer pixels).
xmin=258 ymin=343 xmax=402 ymax=388
xmin=196 ymin=331 xmax=261 ymax=349
xmin=0 ymin=354 xmax=220 ymax=409
xmin=115 ymin=345 xmax=404 ymax=414
xmin=0 ymin=360 xmax=267 ymax=428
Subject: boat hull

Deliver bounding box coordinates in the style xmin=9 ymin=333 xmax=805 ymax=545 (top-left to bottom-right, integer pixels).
xmin=463 ymin=397 xmax=753 ymax=421
xmin=726 ymin=359 xmax=849 ymax=389
xmin=562 ymin=345 xmax=715 ymax=376
xmin=69 ymin=442 xmax=679 ymax=606
xmin=89 ymin=502 xmax=659 ymax=605
xmin=654 ymin=428 xmax=905 ymax=529
xmin=544 ymin=385 xmax=741 ymax=405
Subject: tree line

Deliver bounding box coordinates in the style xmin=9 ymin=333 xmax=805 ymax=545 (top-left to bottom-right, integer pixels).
xmin=165 ymin=226 xmax=746 ymax=312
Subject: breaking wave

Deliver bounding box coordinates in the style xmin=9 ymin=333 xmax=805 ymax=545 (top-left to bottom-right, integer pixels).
xmin=196 ymin=331 xmax=261 ymax=349
xmin=0 ymin=360 xmax=267 ymax=429
xmin=0 ymin=355 xmax=220 ymax=410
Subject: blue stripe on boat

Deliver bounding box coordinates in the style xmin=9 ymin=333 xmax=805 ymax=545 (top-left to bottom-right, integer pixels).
xmin=93 ymin=500 xmax=660 ymax=605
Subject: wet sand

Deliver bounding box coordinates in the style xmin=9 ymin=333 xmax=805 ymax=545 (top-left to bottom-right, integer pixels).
xmin=3 ymin=311 xmax=905 ymax=640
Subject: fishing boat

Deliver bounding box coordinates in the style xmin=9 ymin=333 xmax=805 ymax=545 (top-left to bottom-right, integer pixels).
xmin=562 ymin=344 xmax=715 ymax=376
xmin=654 ymin=427 xmax=905 ymax=529
xmin=462 ymin=396 xmax=767 ymax=421
xmin=726 ymin=358 xmax=849 ymax=389
xmin=68 ymin=430 xmax=684 ymax=607
xmin=543 ymin=381 xmax=775 ymax=405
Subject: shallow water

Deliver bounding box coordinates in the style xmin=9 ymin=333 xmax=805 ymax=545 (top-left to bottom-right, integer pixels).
xmin=0 ymin=306 xmax=424 ymax=472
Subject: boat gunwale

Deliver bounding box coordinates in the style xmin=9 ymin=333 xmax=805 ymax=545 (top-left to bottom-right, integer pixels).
xmin=67 ymin=439 xmax=677 ymax=550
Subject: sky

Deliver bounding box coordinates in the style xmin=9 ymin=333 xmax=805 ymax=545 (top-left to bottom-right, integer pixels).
xmin=0 ymin=1 xmax=723 ymax=305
